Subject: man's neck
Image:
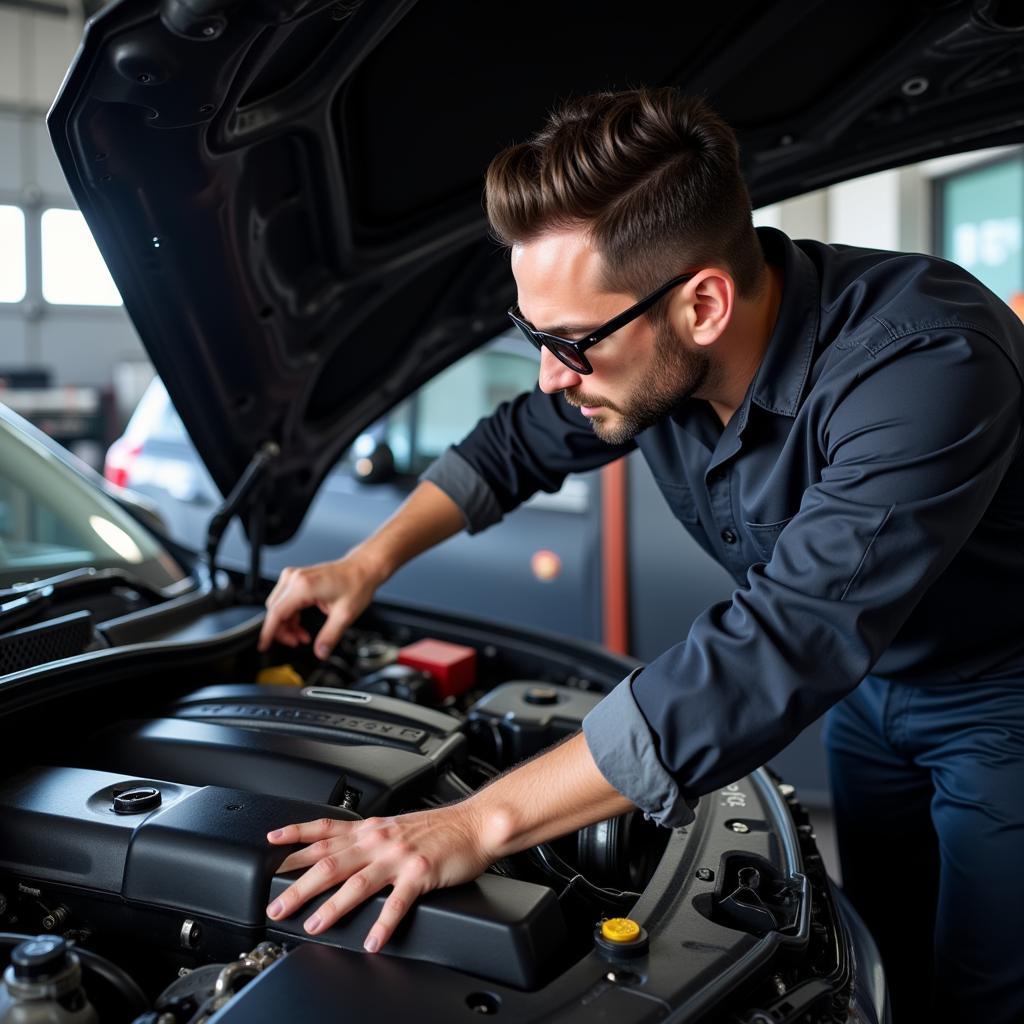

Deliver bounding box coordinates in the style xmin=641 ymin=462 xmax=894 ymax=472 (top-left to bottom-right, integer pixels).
xmin=704 ymin=263 xmax=784 ymax=426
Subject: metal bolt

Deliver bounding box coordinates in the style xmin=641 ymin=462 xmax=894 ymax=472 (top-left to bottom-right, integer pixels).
xmin=42 ymin=905 xmax=69 ymax=931
xmin=605 ymin=969 xmax=639 ymax=984
xmin=180 ymin=919 xmax=201 ymax=949
xmin=202 ymin=25 xmax=216 ymax=36
xmin=730 ymin=821 xmax=750 ymax=834
xmin=695 ymin=868 xmax=714 ymax=882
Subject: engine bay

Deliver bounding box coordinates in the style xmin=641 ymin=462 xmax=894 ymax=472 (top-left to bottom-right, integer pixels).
xmin=0 ymin=622 xmax=673 ymax=1020
xmin=0 ymin=609 xmax=843 ymax=1023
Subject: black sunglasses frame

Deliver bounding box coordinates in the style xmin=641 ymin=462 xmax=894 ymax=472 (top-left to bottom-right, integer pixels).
xmin=507 ymin=271 xmax=697 ymax=374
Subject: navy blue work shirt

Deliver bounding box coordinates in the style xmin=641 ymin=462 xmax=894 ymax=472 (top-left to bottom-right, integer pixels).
xmin=423 ymin=227 xmax=1024 ymax=826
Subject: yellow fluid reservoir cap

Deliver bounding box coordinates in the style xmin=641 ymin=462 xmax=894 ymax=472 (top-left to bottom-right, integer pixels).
xmin=601 ymin=918 xmax=641 ymax=944
xmin=255 ymin=664 xmax=304 ymax=687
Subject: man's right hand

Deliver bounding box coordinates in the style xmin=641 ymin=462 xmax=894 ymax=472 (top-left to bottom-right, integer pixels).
xmin=256 ymin=480 xmax=467 ymax=661
xmin=257 ymin=555 xmax=383 ymax=659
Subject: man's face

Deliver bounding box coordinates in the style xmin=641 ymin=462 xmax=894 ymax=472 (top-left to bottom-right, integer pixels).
xmin=511 ymin=229 xmax=709 ymax=444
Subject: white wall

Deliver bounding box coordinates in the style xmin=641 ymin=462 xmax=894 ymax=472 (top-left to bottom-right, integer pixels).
xmin=0 ymin=4 xmax=149 ymax=415
xmin=0 ymin=4 xmax=84 ymax=111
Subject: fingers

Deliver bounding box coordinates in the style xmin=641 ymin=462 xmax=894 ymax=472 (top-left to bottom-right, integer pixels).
xmin=305 ymin=870 xmax=424 ymax=951
xmin=258 ymin=578 xmax=308 ymax=652
xmin=263 ymin=811 xmax=460 ymax=954
xmin=268 ymin=847 xmax=364 ymax=926
xmin=364 ymin=877 xmax=424 ymax=953
xmin=312 ymin=603 xmax=354 ymax=660
xmin=258 ymin=562 xmax=355 ymax=654
xmin=275 ymin=834 xmax=345 ymax=874
xmin=267 ymin=817 xmax=350 ymax=846
xmin=263 ymin=817 xmax=427 ymax=951
xmin=257 ymin=568 xmax=293 ymax=651
xmin=307 ymin=868 xmax=381 ymax=934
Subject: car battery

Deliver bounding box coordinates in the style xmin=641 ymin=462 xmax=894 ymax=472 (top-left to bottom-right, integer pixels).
xmin=466 ymin=682 xmax=603 ymax=767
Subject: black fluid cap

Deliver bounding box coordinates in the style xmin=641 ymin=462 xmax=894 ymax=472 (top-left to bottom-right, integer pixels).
xmin=113 ymin=785 xmax=162 ymax=814
xmin=11 ymin=935 xmax=68 ymax=980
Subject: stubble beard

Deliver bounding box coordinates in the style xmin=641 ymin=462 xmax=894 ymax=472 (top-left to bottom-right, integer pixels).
xmin=564 ymin=320 xmax=710 ymax=445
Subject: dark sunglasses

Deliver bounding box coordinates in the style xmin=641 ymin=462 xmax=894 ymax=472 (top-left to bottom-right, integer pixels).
xmin=507 ymin=271 xmax=697 ymax=374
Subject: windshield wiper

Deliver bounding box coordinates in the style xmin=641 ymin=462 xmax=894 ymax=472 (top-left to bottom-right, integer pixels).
xmin=0 ymin=567 xmax=169 ymax=605
xmin=0 ymin=586 xmax=56 ymax=633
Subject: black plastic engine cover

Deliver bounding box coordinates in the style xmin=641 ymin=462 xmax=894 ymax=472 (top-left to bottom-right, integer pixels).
xmin=0 ymin=766 xmax=572 ymax=990
xmin=88 ymin=684 xmax=467 ymax=815
xmin=267 ymin=871 xmax=568 ymax=990
xmin=0 ymin=767 xmax=359 ymax=925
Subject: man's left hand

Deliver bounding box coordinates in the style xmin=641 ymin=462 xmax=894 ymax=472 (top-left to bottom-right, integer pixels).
xmin=264 ymin=732 xmax=633 ymax=953
xmin=265 ymin=803 xmax=492 ymax=953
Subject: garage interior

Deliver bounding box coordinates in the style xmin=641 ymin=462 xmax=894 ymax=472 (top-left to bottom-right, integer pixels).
xmin=2 ymin=0 xmax=1023 ymax=971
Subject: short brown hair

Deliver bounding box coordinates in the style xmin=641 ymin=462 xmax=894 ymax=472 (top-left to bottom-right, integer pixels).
xmin=485 ymin=88 xmax=765 ymax=305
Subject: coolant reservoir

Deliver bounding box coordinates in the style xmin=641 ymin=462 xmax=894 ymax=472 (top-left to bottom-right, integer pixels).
xmin=0 ymin=936 xmax=98 ymax=1024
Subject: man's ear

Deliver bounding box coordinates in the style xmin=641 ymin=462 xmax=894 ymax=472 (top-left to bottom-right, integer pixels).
xmin=687 ymin=270 xmax=734 ymax=347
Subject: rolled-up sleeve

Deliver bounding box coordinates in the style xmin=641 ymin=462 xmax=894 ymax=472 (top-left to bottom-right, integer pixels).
xmin=420 ymin=448 xmax=505 ymax=535
xmin=583 ymin=671 xmax=697 ymax=828
xmin=452 ymin=386 xmax=634 ymax=514
xmin=592 ymin=328 xmax=1022 ymax=820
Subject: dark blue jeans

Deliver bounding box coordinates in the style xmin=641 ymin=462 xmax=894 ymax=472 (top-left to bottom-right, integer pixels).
xmin=824 ymin=674 xmax=1024 ymax=1024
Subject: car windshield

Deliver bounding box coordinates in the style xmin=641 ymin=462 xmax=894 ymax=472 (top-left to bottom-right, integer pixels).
xmin=0 ymin=413 xmax=186 ymax=590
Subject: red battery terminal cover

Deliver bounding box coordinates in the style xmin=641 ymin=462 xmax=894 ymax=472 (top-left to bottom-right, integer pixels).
xmin=396 ymin=638 xmax=477 ymax=699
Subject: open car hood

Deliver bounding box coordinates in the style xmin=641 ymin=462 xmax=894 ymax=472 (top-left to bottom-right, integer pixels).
xmin=48 ymin=0 xmax=1024 ymax=543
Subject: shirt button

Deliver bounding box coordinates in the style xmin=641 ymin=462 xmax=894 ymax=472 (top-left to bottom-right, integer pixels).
xmin=721 ymin=528 xmax=738 ymax=545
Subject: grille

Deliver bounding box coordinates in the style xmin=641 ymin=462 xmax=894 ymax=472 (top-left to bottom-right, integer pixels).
xmin=0 ymin=610 xmax=94 ymax=676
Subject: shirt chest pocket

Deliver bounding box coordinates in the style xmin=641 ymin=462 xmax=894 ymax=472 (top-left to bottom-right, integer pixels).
xmin=745 ymin=516 xmax=795 ymax=562
xmin=653 ymin=479 xmax=700 ymax=525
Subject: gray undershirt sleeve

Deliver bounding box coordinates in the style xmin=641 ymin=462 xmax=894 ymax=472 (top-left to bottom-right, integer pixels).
xmin=420 ymin=447 xmax=504 ymax=535
xmin=582 ymin=670 xmax=697 ymax=828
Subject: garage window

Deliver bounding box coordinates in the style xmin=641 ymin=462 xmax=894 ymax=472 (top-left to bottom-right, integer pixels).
xmin=0 ymin=205 xmax=26 ymax=303
xmin=936 ymin=154 xmax=1024 ymax=320
xmin=40 ymin=207 xmax=122 ymax=306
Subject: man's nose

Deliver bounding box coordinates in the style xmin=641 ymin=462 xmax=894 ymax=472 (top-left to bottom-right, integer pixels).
xmin=538 ymin=346 xmax=583 ymax=394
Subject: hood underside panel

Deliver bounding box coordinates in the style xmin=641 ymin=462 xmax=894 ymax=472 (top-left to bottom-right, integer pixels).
xmin=48 ymin=0 xmax=1024 ymax=541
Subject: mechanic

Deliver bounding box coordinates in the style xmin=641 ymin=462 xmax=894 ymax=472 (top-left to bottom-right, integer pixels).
xmin=257 ymin=88 xmax=1024 ymax=1023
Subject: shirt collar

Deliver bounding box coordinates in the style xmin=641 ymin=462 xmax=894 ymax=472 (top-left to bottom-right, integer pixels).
xmin=734 ymin=227 xmax=821 ymax=434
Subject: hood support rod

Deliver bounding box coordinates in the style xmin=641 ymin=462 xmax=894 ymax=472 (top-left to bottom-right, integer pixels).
xmin=205 ymin=441 xmax=280 ymax=594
